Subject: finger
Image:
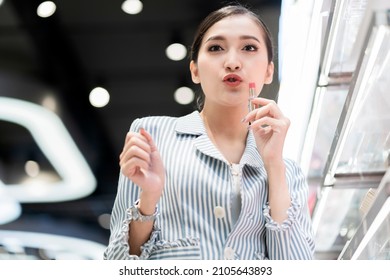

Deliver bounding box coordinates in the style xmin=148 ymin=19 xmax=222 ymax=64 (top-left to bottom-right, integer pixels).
xmin=250 ymin=117 xmax=289 ymax=134
xmin=254 ymin=106 xmax=274 ymax=120
xmin=120 ymin=144 xmax=151 ymax=167
xmin=244 ymin=105 xmax=274 ymax=124
xmin=124 ymin=131 xmax=139 ymax=145
xmin=123 ymin=129 xmax=149 ymax=146
xmin=120 ymin=132 xmax=151 ymax=160
xmin=121 ymin=157 xmax=150 ymax=177
xmin=139 ymin=128 xmax=159 ymax=153
xmin=250 ymin=117 xmax=276 ymax=132
xmin=245 ymin=99 xmax=283 ymax=123
xmin=250 ymin=97 xmax=276 ymax=107
xmin=252 ymin=125 xmax=273 ymax=135
xmin=121 ymin=132 xmax=144 ymax=159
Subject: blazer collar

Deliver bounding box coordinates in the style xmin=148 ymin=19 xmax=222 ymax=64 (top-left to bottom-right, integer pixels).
xmin=175 ymin=111 xmax=205 ymax=135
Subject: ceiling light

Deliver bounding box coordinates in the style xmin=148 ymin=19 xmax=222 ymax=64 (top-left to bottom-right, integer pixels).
xmin=0 ymin=0 xmax=4 ymax=7
xmin=97 ymin=213 xmax=111 ymax=229
xmin=25 ymin=160 xmax=40 ymax=178
xmin=41 ymin=95 xmax=58 ymax=112
xmin=89 ymin=87 xmax=110 ymax=108
xmin=174 ymin=86 xmax=194 ymax=105
xmin=37 ymin=1 xmax=57 ymax=18
xmin=121 ymin=0 xmax=143 ymax=15
xmin=166 ymin=43 xmax=187 ymax=61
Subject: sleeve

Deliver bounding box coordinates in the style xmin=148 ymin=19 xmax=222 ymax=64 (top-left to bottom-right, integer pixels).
xmin=263 ymin=159 xmax=316 ymax=260
xmin=103 ymin=118 xmax=161 ymax=260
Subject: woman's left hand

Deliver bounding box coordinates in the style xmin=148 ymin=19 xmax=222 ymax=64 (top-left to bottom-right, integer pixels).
xmin=243 ymin=97 xmax=290 ymax=165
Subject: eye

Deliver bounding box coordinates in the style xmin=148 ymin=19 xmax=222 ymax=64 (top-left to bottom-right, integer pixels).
xmin=243 ymin=44 xmax=258 ymax=52
xmin=208 ymin=45 xmax=224 ymax=52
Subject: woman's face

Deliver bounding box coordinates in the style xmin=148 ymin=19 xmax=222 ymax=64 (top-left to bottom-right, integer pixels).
xmin=190 ymin=15 xmax=274 ymax=109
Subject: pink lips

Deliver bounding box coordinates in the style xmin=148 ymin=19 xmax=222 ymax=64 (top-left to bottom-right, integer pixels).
xmin=223 ymin=74 xmax=242 ymax=87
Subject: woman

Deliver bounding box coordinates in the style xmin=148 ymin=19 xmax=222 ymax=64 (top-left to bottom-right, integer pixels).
xmin=104 ymin=4 xmax=315 ymax=260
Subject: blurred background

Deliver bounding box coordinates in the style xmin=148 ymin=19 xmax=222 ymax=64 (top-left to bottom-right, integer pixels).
xmin=0 ymin=0 xmax=281 ymax=259
xmin=1 ymin=0 xmax=390 ymax=260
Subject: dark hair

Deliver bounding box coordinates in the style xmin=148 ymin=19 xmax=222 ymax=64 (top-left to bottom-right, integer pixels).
xmin=190 ymin=5 xmax=274 ymax=110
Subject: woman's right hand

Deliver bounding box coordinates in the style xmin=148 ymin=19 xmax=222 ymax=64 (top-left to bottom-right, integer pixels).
xmin=119 ymin=128 xmax=165 ymax=205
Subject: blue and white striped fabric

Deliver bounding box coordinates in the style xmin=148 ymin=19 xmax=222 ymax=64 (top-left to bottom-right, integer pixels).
xmin=104 ymin=111 xmax=315 ymax=260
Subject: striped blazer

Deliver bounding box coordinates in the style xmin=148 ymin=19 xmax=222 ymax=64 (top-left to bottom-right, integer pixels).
xmin=104 ymin=111 xmax=315 ymax=260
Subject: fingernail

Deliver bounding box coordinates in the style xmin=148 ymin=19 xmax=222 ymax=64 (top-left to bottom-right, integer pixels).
xmin=241 ymin=117 xmax=247 ymax=123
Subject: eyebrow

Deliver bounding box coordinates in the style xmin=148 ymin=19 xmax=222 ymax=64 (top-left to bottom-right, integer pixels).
xmin=205 ymin=35 xmax=261 ymax=43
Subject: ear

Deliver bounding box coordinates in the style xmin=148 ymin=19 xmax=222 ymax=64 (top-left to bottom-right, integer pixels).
xmin=190 ymin=60 xmax=200 ymax=84
xmin=264 ymin=61 xmax=274 ymax=84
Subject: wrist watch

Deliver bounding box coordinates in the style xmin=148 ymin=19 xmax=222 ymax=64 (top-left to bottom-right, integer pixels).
xmin=128 ymin=200 xmax=159 ymax=222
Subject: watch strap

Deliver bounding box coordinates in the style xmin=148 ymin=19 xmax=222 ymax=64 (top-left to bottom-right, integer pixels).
xmin=128 ymin=200 xmax=159 ymax=222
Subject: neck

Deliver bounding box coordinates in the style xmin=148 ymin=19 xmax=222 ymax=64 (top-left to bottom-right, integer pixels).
xmin=200 ymin=105 xmax=248 ymax=141
xmin=200 ymin=106 xmax=248 ymax=164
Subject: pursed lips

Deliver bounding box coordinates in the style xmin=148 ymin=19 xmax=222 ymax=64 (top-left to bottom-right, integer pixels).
xmin=223 ymin=74 xmax=243 ymax=86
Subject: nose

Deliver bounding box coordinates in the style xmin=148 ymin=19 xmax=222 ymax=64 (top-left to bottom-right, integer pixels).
xmin=224 ymin=50 xmax=241 ymax=71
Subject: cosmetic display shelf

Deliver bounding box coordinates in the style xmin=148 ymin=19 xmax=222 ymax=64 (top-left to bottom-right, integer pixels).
xmin=338 ymin=168 xmax=390 ymax=259
xmin=307 ymin=1 xmax=390 ymax=258
xmin=322 ymin=10 xmax=390 ymax=189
